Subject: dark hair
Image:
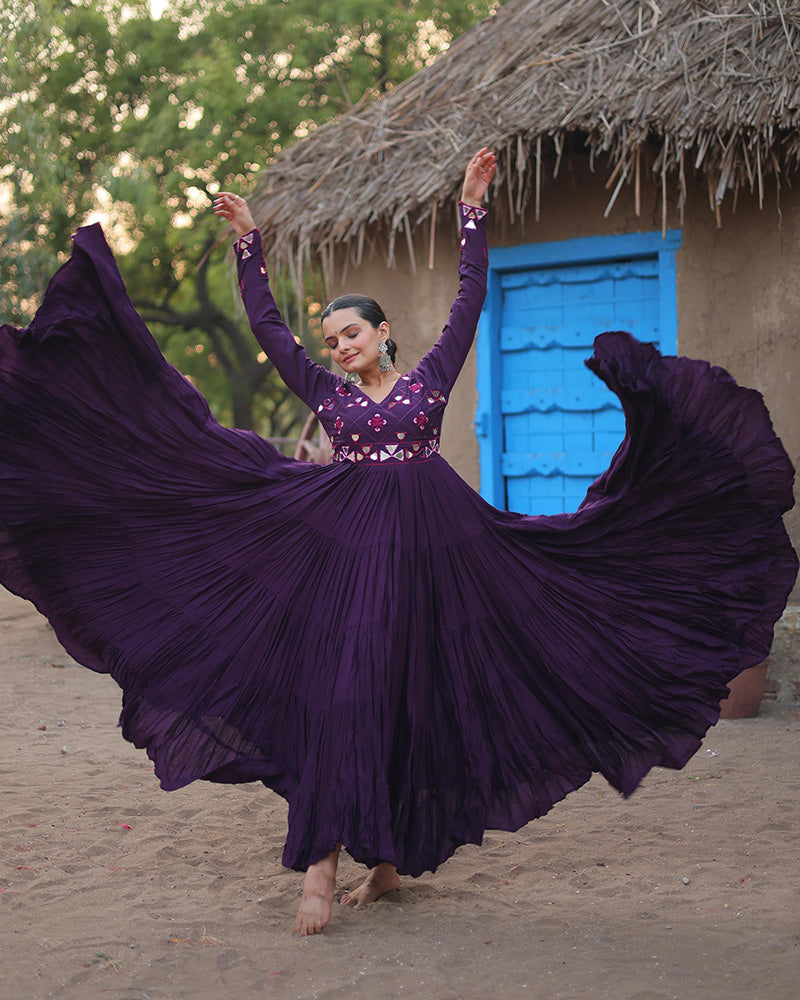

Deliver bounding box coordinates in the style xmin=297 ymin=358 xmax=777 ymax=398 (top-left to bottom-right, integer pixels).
xmin=321 ymin=293 xmax=397 ymax=362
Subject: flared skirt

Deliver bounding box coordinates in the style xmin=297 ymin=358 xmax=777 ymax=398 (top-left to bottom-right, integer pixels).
xmin=1 ymin=225 xmax=796 ymax=874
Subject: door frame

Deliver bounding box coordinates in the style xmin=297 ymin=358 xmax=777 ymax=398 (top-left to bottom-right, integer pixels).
xmin=475 ymin=229 xmax=682 ymax=507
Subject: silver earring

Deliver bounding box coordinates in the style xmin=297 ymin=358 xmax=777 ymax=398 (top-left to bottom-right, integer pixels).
xmin=379 ymin=340 xmax=392 ymax=372
xmin=344 ymin=371 xmax=359 ymax=383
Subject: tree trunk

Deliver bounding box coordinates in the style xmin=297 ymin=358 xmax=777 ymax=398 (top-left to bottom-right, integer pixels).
xmin=230 ymin=381 xmax=256 ymax=430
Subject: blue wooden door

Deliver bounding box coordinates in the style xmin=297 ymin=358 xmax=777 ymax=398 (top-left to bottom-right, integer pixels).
xmin=477 ymin=232 xmax=681 ymax=515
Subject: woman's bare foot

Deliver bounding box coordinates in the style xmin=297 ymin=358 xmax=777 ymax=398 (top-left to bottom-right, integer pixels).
xmin=293 ymin=846 xmax=340 ymax=937
xmin=340 ymin=862 xmax=401 ymax=908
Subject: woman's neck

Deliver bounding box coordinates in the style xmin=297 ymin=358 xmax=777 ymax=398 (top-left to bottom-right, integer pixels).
xmin=357 ymin=367 xmax=398 ymax=390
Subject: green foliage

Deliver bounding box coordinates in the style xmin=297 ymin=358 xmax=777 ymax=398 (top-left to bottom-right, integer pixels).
xmin=0 ymin=0 xmax=499 ymax=433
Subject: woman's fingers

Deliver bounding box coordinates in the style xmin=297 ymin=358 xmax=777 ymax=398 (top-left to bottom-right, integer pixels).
xmin=212 ymin=192 xmax=250 ymax=224
xmin=213 ymin=193 xmax=240 ymax=210
xmin=212 ymin=192 xmax=256 ymax=236
xmin=460 ymin=147 xmax=496 ymax=205
xmin=466 ymin=148 xmax=496 ymax=186
xmin=468 ymin=148 xmax=496 ymax=176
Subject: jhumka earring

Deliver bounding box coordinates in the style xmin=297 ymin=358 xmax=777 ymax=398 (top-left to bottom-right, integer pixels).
xmin=344 ymin=371 xmax=359 ymax=383
xmin=379 ymin=340 xmax=393 ymax=372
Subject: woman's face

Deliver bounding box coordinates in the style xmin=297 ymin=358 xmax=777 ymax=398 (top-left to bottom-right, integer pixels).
xmin=321 ymin=307 xmax=389 ymax=377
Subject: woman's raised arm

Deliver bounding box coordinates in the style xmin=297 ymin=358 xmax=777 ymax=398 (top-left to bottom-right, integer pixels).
xmin=213 ymin=193 xmax=337 ymax=408
xmin=416 ymin=149 xmax=496 ymax=396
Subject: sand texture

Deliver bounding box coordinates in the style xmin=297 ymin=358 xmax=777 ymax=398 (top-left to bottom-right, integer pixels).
xmin=1 ymin=586 xmax=799 ymax=1000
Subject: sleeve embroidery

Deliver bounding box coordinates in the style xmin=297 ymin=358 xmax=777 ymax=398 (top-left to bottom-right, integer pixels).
xmin=233 ymin=230 xmax=258 ymax=258
xmin=458 ymin=202 xmax=488 ymax=223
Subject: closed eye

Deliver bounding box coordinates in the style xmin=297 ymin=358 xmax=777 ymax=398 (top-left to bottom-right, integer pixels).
xmin=326 ymin=333 xmax=359 ymax=348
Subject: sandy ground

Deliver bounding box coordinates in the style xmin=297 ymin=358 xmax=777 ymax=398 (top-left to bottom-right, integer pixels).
xmin=1 ymin=586 xmax=799 ymax=1000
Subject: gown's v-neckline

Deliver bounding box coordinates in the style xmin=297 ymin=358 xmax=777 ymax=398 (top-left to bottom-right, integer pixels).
xmin=355 ymin=373 xmax=406 ymax=406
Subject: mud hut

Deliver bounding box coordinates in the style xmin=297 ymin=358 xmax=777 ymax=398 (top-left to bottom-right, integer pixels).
xmin=250 ymin=0 xmax=800 ymax=698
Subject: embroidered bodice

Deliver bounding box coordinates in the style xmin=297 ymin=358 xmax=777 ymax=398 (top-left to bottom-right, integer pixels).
xmin=235 ymin=203 xmax=488 ymax=465
xmin=313 ymin=374 xmax=447 ymax=464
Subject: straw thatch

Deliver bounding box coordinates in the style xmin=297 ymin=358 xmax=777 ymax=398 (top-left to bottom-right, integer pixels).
xmin=250 ymin=0 xmax=800 ymax=276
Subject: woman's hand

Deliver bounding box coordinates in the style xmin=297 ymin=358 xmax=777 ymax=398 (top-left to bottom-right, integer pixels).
xmin=460 ymin=148 xmax=496 ymax=207
xmin=213 ymin=192 xmax=257 ymax=238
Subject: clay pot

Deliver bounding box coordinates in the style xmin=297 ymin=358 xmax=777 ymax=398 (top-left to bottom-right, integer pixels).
xmin=719 ymin=660 xmax=768 ymax=719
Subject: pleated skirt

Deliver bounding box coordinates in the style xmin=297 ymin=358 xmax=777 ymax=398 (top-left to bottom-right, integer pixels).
xmin=1 ymin=225 xmax=796 ymax=874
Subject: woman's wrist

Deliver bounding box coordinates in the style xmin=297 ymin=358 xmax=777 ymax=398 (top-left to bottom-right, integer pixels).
xmin=459 ymin=201 xmax=488 ymax=219
xmin=233 ymin=230 xmax=259 ymax=255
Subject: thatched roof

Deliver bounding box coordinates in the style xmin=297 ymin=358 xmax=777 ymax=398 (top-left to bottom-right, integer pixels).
xmin=250 ymin=0 xmax=800 ymax=277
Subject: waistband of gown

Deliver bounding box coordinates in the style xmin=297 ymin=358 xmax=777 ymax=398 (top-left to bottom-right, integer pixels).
xmin=331 ymin=438 xmax=441 ymax=464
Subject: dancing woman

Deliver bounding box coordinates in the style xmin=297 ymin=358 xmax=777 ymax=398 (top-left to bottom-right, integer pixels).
xmin=0 ymin=150 xmax=796 ymax=938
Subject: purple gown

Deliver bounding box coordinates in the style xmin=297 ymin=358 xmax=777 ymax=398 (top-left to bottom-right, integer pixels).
xmin=0 ymin=204 xmax=796 ymax=876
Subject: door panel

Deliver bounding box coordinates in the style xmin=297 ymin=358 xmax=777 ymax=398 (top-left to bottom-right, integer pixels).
xmin=499 ymin=258 xmax=661 ymax=515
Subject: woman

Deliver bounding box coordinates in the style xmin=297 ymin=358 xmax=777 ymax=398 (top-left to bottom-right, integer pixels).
xmin=0 ymin=150 xmax=796 ymax=939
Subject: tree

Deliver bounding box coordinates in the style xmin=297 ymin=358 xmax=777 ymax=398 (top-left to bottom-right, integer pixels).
xmin=1 ymin=0 xmax=499 ymax=434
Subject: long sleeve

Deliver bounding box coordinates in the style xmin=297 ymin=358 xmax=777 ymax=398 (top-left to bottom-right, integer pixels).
xmin=415 ymin=202 xmax=489 ymax=396
xmin=234 ymin=230 xmax=337 ymax=408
